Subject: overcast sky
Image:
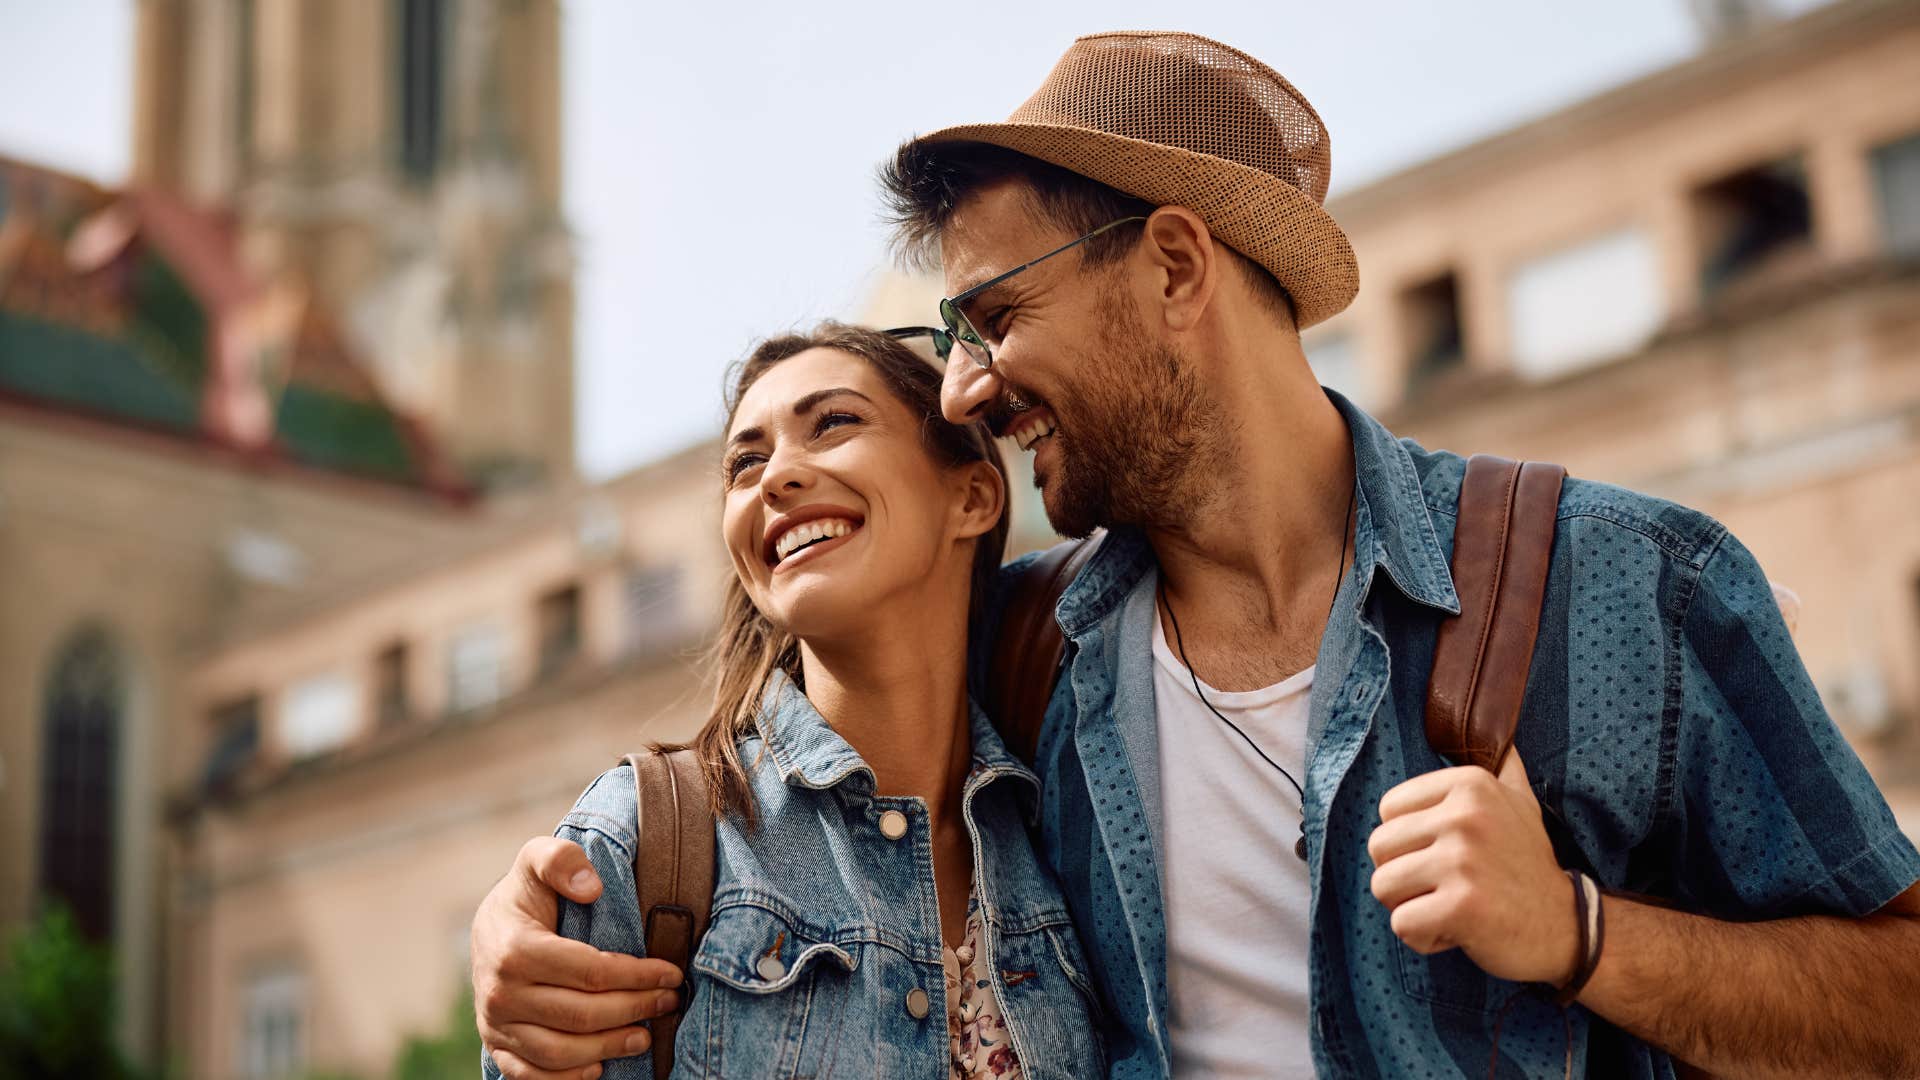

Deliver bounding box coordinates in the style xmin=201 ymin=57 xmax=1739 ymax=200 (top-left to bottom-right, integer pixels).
xmin=0 ymin=0 xmax=1828 ymax=478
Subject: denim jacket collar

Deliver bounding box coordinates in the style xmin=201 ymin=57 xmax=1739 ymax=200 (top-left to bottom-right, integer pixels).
xmin=751 ymin=671 xmax=1040 ymax=813
xmin=1052 ymin=390 xmax=1460 ymax=638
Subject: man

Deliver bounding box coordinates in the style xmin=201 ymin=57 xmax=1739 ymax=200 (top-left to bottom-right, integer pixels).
xmin=473 ymin=32 xmax=1920 ymax=1079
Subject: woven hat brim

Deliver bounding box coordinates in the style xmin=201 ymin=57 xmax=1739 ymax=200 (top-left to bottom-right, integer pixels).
xmin=915 ymin=122 xmax=1359 ymax=330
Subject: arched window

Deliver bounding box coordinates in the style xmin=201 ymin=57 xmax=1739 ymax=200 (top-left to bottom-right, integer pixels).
xmin=37 ymin=627 xmax=121 ymax=941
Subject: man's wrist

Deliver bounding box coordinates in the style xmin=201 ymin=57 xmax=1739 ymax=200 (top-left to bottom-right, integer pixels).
xmin=1553 ymin=870 xmax=1605 ymax=1005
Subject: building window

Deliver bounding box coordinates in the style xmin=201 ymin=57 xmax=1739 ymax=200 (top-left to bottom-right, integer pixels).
xmin=1506 ymin=227 xmax=1666 ymax=379
xmin=38 ymin=628 xmax=121 ymax=941
xmin=397 ymin=0 xmax=445 ymax=181
xmin=625 ymin=565 xmax=689 ymax=656
xmin=447 ymin=622 xmax=507 ymax=713
xmin=279 ymin=670 xmax=358 ymax=759
xmin=375 ymin=642 xmax=410 ymax=728
xmin=1398 ymin=271 xmax=1464 ymax=389
xmin=203 ymin=695 xmax=261 ymax=800
xmin=239 ymin=965 xmax=306 ymax=1080
xmin=1692 ymin=157 xmax=1813 ymax=299
xmin=537 ymin=584 xmax=584 ymax=679
xmin=1304 ymin=332 xmax=1366 ymax=406
xmin=1871 ymin=130 xmax=1920 ymax=257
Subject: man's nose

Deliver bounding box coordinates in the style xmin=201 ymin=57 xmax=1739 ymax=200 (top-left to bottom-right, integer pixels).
xmin=941 ymin=355 xmax=999 ymax=424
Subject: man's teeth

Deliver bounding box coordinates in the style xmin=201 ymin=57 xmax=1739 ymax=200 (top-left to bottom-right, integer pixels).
xmin=1010 ymin=416 xmax=1058 ymax=451
xmin=774 ymin=518 xmax=857 ymax=562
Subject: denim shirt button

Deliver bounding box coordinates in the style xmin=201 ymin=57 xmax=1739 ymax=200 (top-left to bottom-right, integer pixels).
xmin=905 ymin=987 xmax=930 ymax=1019
xmin=756 ymin=953 xmax=786 ymax=982
xmin=879 ymin=810 xmax=909 ymax=840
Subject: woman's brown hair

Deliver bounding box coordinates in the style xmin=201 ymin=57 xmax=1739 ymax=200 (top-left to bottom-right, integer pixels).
xmin=676 ymin=322 xmax=1010 ymax=825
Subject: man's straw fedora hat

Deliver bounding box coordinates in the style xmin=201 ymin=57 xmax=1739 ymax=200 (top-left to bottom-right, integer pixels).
xmin=910 ymin=31 xmax=1359 ymax=329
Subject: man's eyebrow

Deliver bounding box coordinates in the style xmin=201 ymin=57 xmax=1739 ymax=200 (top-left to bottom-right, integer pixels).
xmin=726 ymin=387 xmax=876 ymax=447
xmin=956 ymin=280 xmax=1019 ymax=314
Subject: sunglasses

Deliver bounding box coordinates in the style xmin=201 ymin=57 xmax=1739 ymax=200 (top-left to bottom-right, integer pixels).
xmin=885 ymin=215 xmax=1147 ymax=371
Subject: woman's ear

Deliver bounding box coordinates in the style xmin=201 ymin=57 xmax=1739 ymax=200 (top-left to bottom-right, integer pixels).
xmin=951 ymin=459 xmax=1006 ymax=541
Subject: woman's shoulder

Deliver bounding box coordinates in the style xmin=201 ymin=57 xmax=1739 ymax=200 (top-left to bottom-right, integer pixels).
xmin=558 ymin=764 xmax=640 ymax=860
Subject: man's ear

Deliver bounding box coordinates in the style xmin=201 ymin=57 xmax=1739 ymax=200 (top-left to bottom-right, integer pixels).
xmin=1138 ymin=205 xmax=1218 ymax=332
xmin=952 ymin=460 xmax=1006 ymax=541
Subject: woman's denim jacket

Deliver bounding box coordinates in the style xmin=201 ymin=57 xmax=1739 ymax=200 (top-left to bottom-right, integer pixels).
xmin=484 ymin=673 xmax=1107 ymax=1079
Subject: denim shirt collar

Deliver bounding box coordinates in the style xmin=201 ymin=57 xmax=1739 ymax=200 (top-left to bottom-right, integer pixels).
xmin=751 ymin=671 xmax=1040 ymax=814
xmin=1329 ymin=390 xmax=1460 ymax=616
xmin=1053 ymin=389 xmax=1460 ymax=634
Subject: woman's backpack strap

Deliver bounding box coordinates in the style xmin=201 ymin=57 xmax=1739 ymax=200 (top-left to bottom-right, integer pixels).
xmin=987 ymin=535 xmax=1102 ymax=762
xmin=622 ymin=748 xmax=715 ymax=1080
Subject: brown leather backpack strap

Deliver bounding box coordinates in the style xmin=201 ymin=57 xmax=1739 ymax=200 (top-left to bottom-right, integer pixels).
xmin=1425 ymin=454 xmax=1567 ymax=773
xmin=623 ymin=748 xmax=715 ymax=1080
xmin=987 ymin=535 xmax=1102 ymax=762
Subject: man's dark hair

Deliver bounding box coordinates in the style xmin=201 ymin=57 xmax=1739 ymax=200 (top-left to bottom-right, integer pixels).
xmin=880 ymin=139 xmax=1296 ymax=324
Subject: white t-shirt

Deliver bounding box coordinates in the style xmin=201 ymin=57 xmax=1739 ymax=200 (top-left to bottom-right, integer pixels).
xmin=1153 ymin=612 xmax=1315 ymax=1079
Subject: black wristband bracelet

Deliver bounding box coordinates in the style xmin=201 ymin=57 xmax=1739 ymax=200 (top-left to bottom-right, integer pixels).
xmin=1554 ymin=869 xmax=1604 ymax=1006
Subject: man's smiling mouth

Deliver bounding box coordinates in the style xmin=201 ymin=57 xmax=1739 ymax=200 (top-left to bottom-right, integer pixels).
xmin=1007 ymin=409 xmax=1058 ymax=451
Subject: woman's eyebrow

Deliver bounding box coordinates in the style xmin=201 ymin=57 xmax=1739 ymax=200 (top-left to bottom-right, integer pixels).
xmin=726 ymin=388 xmax=876 ymax=447
xmin=791 ymin=387 xmax=876 ymax=414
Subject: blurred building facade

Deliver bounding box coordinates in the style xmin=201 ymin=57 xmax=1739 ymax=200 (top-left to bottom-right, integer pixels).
xmin=2 ymin=0 xmax=1918 ymax=1077
xmin=1305 ymin=0 xmax=1920 ymax=829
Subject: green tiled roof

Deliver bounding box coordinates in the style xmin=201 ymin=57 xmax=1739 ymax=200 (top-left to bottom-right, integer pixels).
xmin=274 ymin=383 xmax=417 ymax=482
xmin=0 ymin=311 xmax=201 ymax=431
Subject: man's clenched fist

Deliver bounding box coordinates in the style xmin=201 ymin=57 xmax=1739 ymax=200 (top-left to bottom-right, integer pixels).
xmin=1367 ymin=748 xmax=1581 ymax=989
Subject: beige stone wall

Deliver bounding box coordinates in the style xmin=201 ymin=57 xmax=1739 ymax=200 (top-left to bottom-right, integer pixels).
xmin=173 ymin=658 xmax=706 ymax=1077
xmin=0 ymin=405 xmax=477 ymax=1057
xmin=1318 ymin=0 xmax=1920 ymax=407
xmin=165 ymin=449 xmax=728 ymax=1076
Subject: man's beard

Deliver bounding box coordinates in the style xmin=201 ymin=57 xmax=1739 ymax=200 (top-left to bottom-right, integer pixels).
xmin=1012 ymin=290 xmax=1228 ymax=538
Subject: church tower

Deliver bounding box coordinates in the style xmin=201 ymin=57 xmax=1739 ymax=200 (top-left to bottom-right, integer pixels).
xmin=130 ymin=0 xmax=574 ymax=489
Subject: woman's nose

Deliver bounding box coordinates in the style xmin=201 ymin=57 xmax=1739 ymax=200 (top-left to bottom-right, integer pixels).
xmin=760 ymin=450 xmax=811 ymax=502
xmin=941 ymin=354 xmax=999 ymax=424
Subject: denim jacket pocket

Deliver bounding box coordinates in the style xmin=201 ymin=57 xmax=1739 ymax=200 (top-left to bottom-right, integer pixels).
xmin=682 ymin=899 xmax=858 ymax=1078
xmin=983 ymin=920 xmax=1108 ymax=1080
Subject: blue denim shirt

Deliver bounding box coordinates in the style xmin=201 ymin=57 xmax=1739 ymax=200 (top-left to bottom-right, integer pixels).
xmin=482 ymin=673 xmax=1106 ymax=1079
xmin=1010 ymin=392 xmax=1920 ymax=1079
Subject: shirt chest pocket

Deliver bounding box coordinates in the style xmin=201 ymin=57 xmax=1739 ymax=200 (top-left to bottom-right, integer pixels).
xmin=679 ymin=901 xmax=859 ymax=1079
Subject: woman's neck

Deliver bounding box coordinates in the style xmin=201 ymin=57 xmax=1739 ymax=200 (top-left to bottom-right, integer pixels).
xmin=796 ymin=589 xmax=974 ymax=827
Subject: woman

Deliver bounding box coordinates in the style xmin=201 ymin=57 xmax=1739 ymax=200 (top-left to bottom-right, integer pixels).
xmin=486 ymin=324 xmax=1105 ymax=1079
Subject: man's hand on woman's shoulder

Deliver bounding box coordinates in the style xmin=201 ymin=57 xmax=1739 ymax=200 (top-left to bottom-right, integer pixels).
xmin=473 ymin=836 xmax=683 ymax=1080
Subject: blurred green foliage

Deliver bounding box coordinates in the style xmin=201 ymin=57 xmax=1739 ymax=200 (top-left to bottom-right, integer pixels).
xmin=390 ymin=988 xmax=485 ymax=1080
xmin=0 ymin=905 xmax=484 ymax=1079
xmin=0 ymin=904 xmax=141 ymax=1080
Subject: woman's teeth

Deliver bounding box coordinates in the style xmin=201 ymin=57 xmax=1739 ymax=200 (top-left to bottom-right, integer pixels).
xmin=773 ymin=518 xmax=857 ymax=563
xmin=1010 ymin=416 xmax=1057 ymax=451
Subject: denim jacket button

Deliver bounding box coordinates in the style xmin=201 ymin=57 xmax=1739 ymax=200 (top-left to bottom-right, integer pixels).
xmin=905 ymin=987 xmax=930 ymax=1019
xmin=756 ymin=953 xmax=786 ymax=982
xmin=879 ymin=810 xmax=909 ymax=840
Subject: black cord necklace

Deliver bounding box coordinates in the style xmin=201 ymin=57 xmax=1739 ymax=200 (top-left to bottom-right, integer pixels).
xmin=1159 ymin=483 xmax=1355 ymax=862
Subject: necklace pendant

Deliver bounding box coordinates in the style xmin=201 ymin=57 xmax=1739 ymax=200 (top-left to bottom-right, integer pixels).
xmin=1294 ymin=826 xmax=1309 ymax=861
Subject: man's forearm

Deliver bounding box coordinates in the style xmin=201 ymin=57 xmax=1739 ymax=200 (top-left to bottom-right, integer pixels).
xmin=1576 ymin=894 xmax=1920 ymax=1078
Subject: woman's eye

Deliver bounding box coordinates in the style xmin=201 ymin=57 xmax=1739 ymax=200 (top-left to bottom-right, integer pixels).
xmin=814 ymin=411 xmax=861 ymax=435
xmin=725 ymin=454 xmax=764 ymax=483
